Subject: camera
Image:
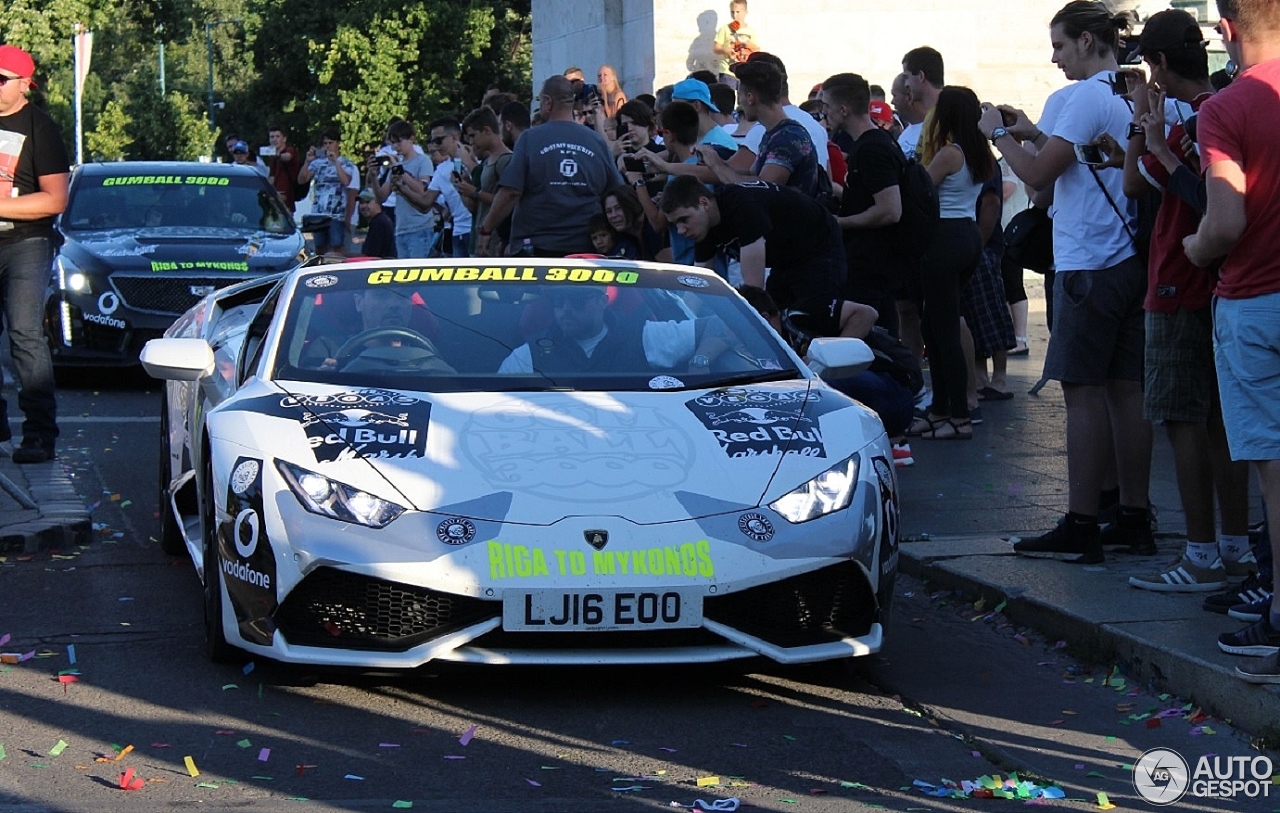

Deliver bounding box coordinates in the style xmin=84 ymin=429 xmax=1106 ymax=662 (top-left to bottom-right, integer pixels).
xmin=1000 ymin=108 xmax=1017 ymax=127
xmin=391 ymin=164 xmax=405 ymax=177
xmin=623 ymin=156 xmax=646 ymax=173
xmin=1110 ymin=71 xmax=1136 ymax=96
xmin=373 ymin=154 xmax=394 ymax=168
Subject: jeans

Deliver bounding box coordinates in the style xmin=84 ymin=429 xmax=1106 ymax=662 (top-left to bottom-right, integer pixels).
xmin=451 ymin=233 xmax=471 ymax=258
xmin=396 ymin=229 xmax=439 ymax=260
xmin=0 ymin=237 xmax=58 ymax=445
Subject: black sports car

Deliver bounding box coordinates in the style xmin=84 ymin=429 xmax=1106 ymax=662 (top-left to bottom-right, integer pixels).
xmin=46 ymin=161 xmax=306 ymax=366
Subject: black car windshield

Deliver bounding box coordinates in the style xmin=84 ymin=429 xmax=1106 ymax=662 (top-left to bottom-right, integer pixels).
xmin=272 ymin=263 xmax=802 ymax=392
xmin=64 ymin=171 xmax=295 ymax=235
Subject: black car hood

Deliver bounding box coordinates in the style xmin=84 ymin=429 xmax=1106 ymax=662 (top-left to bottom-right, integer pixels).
xmin=61 ymin=227 xmax=303 ymax=273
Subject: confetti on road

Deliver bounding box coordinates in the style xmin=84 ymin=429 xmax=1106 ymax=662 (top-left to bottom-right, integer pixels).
xmin=184 ymin=756 xmax=199 ymax=777
xmin=237 ymin=739 xmax=252 ymax=749
xmin=525 ymin=778 xmax=541 ymax=786
xmin=49 ymin=740 xmax=68 ymax=757
xmin=393 ymin=802 xmax=413 ymax=809
xmin=119 ymin=767 xmax=145 ymax=790
xmin=459 ymin=725 xmax=477 ymax=747
xmin=1097 ymin=791 xmax=1116 ymax=809
xmin=258 ymin=748 xmax=271 ymax=762
xmin=696 ymin=776 xmax=720 ymax=787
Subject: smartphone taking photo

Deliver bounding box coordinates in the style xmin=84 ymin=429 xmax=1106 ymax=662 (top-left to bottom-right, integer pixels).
xmin=1074 ymin=143 xmax=1106 ymax=165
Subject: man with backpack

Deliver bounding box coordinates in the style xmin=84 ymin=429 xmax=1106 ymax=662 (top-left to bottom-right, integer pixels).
xmin=821 ymin=72 xmax=937 ymax=338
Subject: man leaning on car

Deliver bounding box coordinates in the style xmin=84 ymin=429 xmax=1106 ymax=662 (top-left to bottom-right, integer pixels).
xmin=0 ymin=45 xmax=68 ymax=463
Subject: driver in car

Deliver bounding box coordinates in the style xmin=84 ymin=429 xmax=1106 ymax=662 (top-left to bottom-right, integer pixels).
xmin=306 ymin=288 xmax=454 ymax=373
xmin=497 ymin=286 xmax=734 ymax=376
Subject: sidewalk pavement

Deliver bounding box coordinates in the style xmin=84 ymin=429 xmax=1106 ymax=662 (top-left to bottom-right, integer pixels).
xmin=894 ymin=274 xmax=1280 ymax=741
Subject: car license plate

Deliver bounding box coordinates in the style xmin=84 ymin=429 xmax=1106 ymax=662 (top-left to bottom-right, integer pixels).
xmin=502 ymin=588 xmax=703 ymax=632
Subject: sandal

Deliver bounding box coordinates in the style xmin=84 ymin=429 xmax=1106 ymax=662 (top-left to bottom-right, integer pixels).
xmin=978 ymin=386 xmax=1013 ymax=401
xmin=906 ymin=413 xmax=947 ymax=437
xmin=918 ymin=417 xmax=973 ymax=440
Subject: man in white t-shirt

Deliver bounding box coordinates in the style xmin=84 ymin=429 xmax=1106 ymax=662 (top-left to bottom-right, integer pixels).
xmin=898 ymin=46 xmax=944 ymax=159
xmin=979 ymin=2 xmax=1153 ymax=565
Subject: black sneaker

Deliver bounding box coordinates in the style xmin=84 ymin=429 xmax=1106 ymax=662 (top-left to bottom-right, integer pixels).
xmin=1217 ymin=617 xmax=1280 ymax=657
xmin=1014 ymin=516 xmax=1104 ymax=564
xmin=1203 ymin=572 xmax=1273 ymax=615
xmin=1228 ymin=595 xmax=1272 ymax=623
xmin=12 ymin=439 xmax=55 ymax=464
xmin=1099 ymin=506 xmax=1157 ymax=555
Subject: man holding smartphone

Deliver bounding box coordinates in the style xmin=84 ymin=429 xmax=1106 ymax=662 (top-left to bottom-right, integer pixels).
xmin=979 ymin=0 xmax=1153 ymax=565
xmin=395 ymin=118 xmax=473 ymax=257
xmin=368 ymin=119 xmax=435 ymax=259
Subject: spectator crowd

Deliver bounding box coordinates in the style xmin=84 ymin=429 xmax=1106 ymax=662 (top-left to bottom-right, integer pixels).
xmin=226 ymin=0 xmax=1280 ymax=684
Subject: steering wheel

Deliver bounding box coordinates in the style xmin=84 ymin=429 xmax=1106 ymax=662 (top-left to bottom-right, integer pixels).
xmin=334 ymin=327 xmax=437 ymax=365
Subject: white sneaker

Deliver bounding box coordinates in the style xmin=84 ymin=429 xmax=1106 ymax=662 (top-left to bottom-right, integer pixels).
xmin=892 ymin=442 xmax=914 ymax=468
xmin=1129 ymin=556 xmax=1228 ymax=593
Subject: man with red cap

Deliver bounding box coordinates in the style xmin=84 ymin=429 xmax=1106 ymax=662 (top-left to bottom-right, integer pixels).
xmin=0 ymin=44 xmax=69 ymax=463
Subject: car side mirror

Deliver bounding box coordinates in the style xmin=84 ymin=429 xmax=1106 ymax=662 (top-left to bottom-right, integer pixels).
xmin=140 ymin=338 xmax=217 ymax=381
xmin=806 ymin=337 xmax=874 ymax=380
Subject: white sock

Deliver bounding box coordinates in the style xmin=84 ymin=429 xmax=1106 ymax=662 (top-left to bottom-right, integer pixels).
xmin=1185 ymin=541 xmax=1218 ymax=567
xmin=1218 ymin=535 xmax=1250 ymax=563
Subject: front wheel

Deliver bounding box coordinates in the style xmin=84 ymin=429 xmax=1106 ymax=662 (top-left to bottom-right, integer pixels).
xmin=201 ymin=464 xmax=239 ymax=663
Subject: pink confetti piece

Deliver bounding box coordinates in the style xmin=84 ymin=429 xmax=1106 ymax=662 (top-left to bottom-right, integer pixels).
xmin=459 ymin=725 xmax=477 ymax=747
xmin=150 ymin=743 xmax=171 ymax=749
xmin=215 ymin=730 xmax=235 ymax=735
xmin=525 ymin=778 xmax=541 ymax=787
xmin=378 ymin=743 xmax=401 ymax=748
xmin=257 ymin=748 xmax=270 ymax=762
xmin=730 ymin=743 xmax=748 ymax=748
xmin=444 ymin=755 xmax=466 ymax=760
xmin=0 ymin=634 xmax=9 ymax=647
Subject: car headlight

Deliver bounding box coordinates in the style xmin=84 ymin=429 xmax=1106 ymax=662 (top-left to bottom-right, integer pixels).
xmin=55 ymin=255 xmax=90 ymax=293
xmin=767 ymin=455 xmax=860 ymax=524
xmin=276 ymin=460 xmax=405 ymax=528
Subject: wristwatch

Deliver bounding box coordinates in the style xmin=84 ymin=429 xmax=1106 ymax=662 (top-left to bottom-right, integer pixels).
xmin=632 ymin=178 xmax=646 ymax=188
xmin=990 ymin=126 xmax=1010 ymax=144
xmin=1127 ymin=122 xmax=1145 ymax=140
xmin=689 ymin=354 xmax=710 ymax=369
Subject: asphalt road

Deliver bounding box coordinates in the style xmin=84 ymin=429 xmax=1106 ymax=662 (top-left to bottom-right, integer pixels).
xmin=0 ymin=372 xmax=1272 ymax=812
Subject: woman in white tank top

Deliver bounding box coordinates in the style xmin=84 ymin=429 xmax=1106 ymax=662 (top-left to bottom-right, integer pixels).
xmin=907 ymin=86 xmax=996 ymax=440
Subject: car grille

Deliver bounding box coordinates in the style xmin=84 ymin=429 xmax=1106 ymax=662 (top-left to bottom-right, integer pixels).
xmin=274 ymin=567 xmax=498 ymax=651
xmin=111 ymin=275 xmax=248 ymax=316
xmin=704 ymin=561 xmax=877 ymax=648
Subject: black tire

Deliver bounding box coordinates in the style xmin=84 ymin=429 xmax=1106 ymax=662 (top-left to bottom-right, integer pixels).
xmin=157 ymin=396 xmax=186 ymax=556
xmin=201 ymin=463 xmax=239 ymax=663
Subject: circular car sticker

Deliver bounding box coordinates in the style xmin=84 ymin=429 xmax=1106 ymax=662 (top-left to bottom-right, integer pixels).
xmin=305 ymin=274 xmax=339 ymax=289
xmin=436 ymin=518 xmax=477 ymax=546
xmin=231 ymin=460 xmax=260 ymax=495
xmin=97 ymin=292 xmax=120 ymax=315
xmin=738 ymin=512 xmax=775 ymax=542
xmin=677 ymin=275 xmax=709 ymax=288
xmin=649 ymin=375 xmax=684 ymax=390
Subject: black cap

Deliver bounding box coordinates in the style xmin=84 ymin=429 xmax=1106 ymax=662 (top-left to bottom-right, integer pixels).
xmin=1138 ymin=9 xmax=1205 ymax=56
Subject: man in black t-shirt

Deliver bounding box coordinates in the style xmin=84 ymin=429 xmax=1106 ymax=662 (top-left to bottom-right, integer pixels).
xmin=0 ymin=46 xmax=69 ymax=463
xmin=821 ymin=72 xmax=914 ymax=337
xmin=660 ymin=176 xmax=875 ymax=340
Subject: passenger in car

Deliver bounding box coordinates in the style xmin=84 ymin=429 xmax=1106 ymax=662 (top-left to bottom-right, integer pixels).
xmin=497 ymin=286 xmax=734 ymax=376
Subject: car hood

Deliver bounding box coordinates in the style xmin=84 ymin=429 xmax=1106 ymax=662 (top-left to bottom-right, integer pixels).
xmin=210 ymin=379 xmax=883 ymax=525
xmin=60 ymin=227 xmax=303 ymax=273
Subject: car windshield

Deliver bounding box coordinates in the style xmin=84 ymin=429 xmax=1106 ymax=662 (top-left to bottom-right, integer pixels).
xmin=271 ymin=263 xmax=802 ymax=392
xmin=64 ymin=171 xmax=295 ymax=235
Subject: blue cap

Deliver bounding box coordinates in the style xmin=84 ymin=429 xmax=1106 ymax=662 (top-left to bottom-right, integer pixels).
xmin=671 ymin=78 xmax=719 ymax=114
xmin=231 ymin=140 xmax=249 ymax=153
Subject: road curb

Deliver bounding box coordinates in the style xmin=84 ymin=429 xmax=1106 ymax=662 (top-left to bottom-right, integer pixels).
xmin=0 ymin=458 xmax=92 ymax=554
xmin=899 ymin=538 xmax=1280 ymax=743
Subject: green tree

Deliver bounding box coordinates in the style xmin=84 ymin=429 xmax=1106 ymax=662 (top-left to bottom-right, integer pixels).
xmin=85 ymin=98 xmax=129 ymax=160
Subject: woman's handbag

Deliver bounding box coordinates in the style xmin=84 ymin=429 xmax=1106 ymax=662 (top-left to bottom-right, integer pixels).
xmin=1002 ymin=206 xmax=1054 ymax=274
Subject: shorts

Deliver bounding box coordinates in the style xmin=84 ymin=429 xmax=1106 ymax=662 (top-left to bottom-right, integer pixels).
xmin=1213 ymin=293 xmax=1280 ymax=461
xmin=315 ymin=218 xmax=347 ymax=253
xmin=1143 ymin=307 xmax=1215 ymax=423
xmin=782 ymin=296 xmax=844 ymax=338
xmin=1042 ymin=256 xmax=1145 ymax=384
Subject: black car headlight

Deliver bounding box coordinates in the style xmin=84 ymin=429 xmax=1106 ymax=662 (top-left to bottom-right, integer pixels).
xmin=276 ymin=460 xmax=405 ymax=528
xmin=767 ymin=455 xmax=860 ymax=524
